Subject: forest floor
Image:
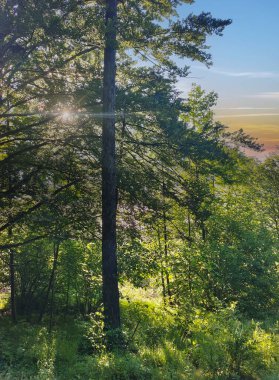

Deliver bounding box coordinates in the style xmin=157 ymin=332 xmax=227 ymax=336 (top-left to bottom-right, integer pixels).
xmin=0 ymin=285 xmax=279 ymax=380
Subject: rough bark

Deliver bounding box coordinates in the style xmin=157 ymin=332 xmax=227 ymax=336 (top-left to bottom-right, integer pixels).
xmin=7 ymin=112 xmax=16 ymax=323
xmin=101 ymin=0 xmax=121 ymax=332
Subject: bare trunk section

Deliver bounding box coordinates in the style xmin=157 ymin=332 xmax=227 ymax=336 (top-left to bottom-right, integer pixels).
xmin=162 ymin=181 xmax=172 ymax=303
xmin=163 ymin=208 xmax=172 ymax=302
xmin=187 ymin=211 xmax=194 ymax=307
xmin=9 ymin=248 xmax=16 ymax=323
xmin=116 ymin=111 xmax=126 ymax=206
xmin=102 ymin=0 xmax=121 ymax=333
xmin=7 ymin=111 xmax=16 ymax=323
xmin=157 ymin=228 xmax=166 ymax=304
xmin=38 ymin=242 xmax=59 ymax=323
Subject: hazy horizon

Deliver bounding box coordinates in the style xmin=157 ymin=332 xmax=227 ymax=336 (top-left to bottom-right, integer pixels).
xmin=177 ymin=0 xmax=279 ymax=157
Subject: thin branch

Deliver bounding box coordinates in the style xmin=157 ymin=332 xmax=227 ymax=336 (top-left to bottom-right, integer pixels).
xmin=0 ymin=236 xmax=46 ymax=250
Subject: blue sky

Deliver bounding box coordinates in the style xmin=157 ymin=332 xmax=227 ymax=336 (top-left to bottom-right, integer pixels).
xmin=176 ymin=0 xmax=279 ymax=156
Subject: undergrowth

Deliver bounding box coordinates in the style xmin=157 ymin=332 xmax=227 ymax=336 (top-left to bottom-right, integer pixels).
xmin=0 ymin=285 xmax=278 ymax=379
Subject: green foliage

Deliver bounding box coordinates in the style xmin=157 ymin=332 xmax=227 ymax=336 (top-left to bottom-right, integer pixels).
xmin=173 ymin=177 xmax=279 ymax=319
xmin=0 ymin=293 xmax=8 ymax=310
xmin=0 ymin=0 xmax=278 ymax=378
xmin=187 ymin=306 xmax=279 ymax=379
xmin=1 ymin=296 xmax=279 ymax=379
xmin=121 ymin=299 xmax=175 ymax=348
xmin=258 ymin=154 xmax=279 ymax=238
xmin=0 ymin=298 xmax=193 ymax=380
xmin=77 ymin=312 xmax=106 ymax=354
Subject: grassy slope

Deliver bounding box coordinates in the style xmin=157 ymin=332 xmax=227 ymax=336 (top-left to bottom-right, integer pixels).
xmin=0 ymin=285 xmax=278 ymax=380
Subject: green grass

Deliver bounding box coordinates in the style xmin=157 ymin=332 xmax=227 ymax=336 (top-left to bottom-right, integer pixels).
xmin=0 ymin=285 xmax=278 ymax=379
xmin=0 ymin=317 xmax=193 ymax=380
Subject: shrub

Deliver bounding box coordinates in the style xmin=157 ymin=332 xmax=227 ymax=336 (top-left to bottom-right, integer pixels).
xmin=187 ymin=306 xmax=279 ymax=379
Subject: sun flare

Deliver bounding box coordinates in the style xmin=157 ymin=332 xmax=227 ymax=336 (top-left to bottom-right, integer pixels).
xmin=61 ymin=110 xmax=74 ymax=122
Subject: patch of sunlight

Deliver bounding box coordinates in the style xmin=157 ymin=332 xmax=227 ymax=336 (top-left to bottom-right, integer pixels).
xmin=120 ymin=282 xmax=163 ymax=306
xmin=0 ymin=293 xmax=9 ymax=310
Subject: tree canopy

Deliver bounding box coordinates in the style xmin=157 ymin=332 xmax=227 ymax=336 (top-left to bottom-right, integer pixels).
xmin=0 ymin=1 xmax=278 ymax=379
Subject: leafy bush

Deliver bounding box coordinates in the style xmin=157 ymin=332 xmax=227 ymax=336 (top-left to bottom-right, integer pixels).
xmin=77 ymin=312 xmax=106 ymax=354
xmin=0 ymin=291 xmax=279 ymax=380
xmin=121 ymin=298 xmax=175 ymax=349
xmin=187 ymin=306 xmax=279 ymax=379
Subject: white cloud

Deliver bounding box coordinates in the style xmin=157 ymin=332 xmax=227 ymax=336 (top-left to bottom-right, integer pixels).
xmin=217 ymin=113 xmax=279 ymax=118
xmin=251 ymin=92 xmax=279 ymax=99
xmin=217 ymin=107 xmax=277 ymax=110
xmin=193 ymin=66 xmax=279 ymax=79
xmin=215 ymin=71 xmax=279 ymax=79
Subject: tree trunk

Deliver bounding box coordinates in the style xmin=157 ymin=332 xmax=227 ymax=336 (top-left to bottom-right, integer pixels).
xmin=187 ymin=211 xmax=194 ymax=307
xmin=163 ymin=208 xmax=172 ymax=302
xmin=38 ymin=242 xmax=59 ymax=323
xmin=101 ymin=0 xmax=121 ymax=333
xmin=162 ymin=181 xmax=172 ymax=303
xmin=7 ymin=110 xmax=16 ymax=323
xmin=9 ymin=248 xmax=16 ymax=323
xmin=49 ymin=267 xmax=56 ymax=333
xmin=157 ymin=228 xmax=166 ymax=304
